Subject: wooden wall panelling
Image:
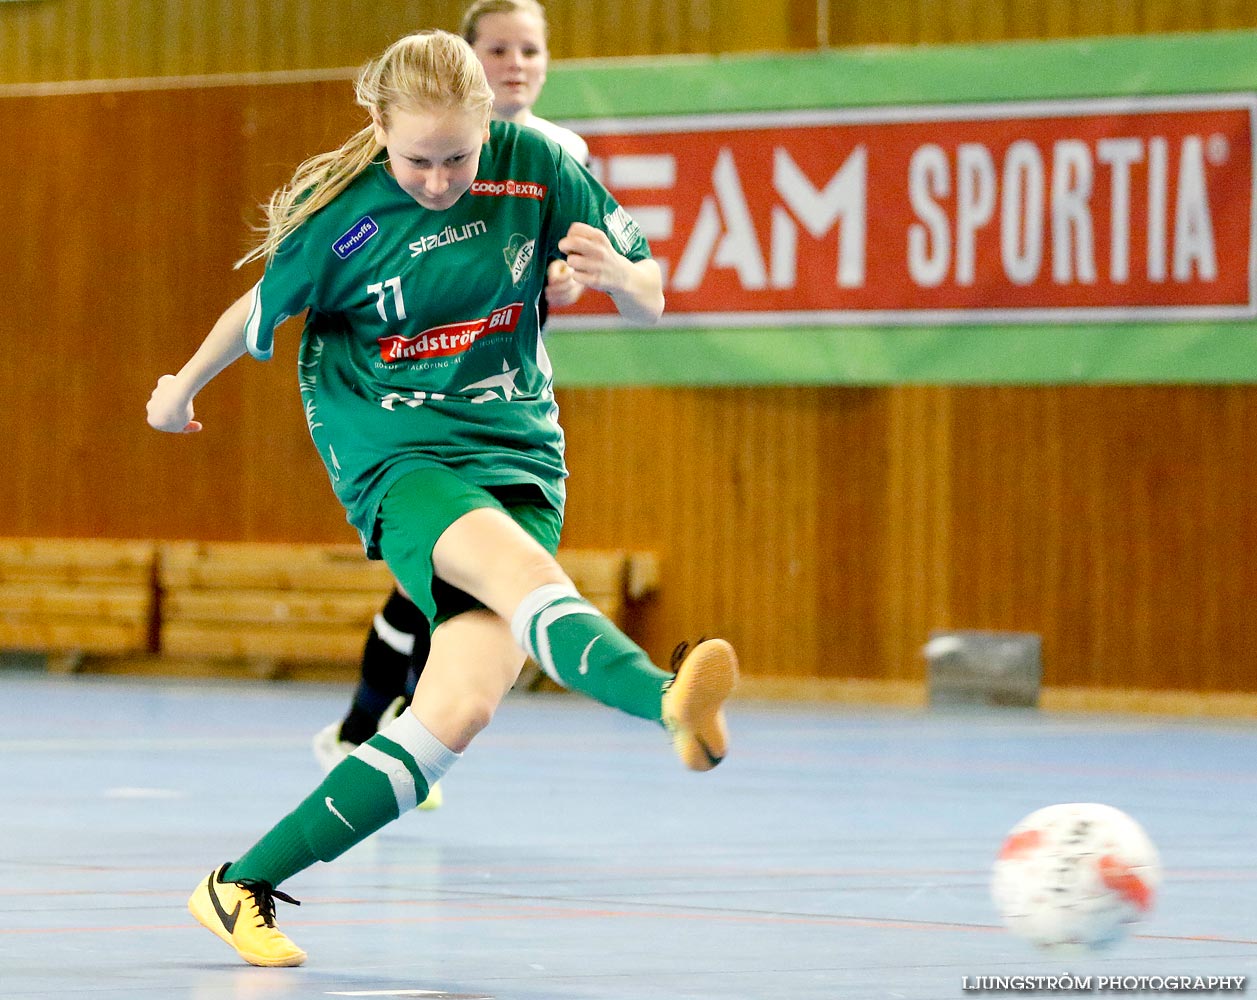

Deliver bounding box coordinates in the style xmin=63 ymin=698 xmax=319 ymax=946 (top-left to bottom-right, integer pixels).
xmin=1140 ymin=0 xmax=1207 ymax=33
xmin=878 ymin=386 xmax=953 ymax=683
xmin=1069 ymin=1 xmax=1137 ymax=37
xmin=942 ymin=387 xmax=1257 ymax=694
xmin=734 ymin=387 xmax=823 ymax=680
xmin=4 ymin=89 xmax=244 ymax=539
xmin=934 ymin=1 xmax=985 ymax=43
xmin=830 ymin=0 xmax=919 ymax=47
xmin=545 ymin=0 xmax=809 ymax=58
xmin=0 ymin=0 xmax=468 ymax=84
xmin=259 ymin=373 xmax=1257 ymax=696
xmin=557 ymin=386 xmax=917 ymax=683
xmin=545 ymin=381 xmax=1257 ymax=693
xmin=0 ymin=83 xmax=362 ymax=543
xmin=994 ymin=0 xmax=1045 ymax=40
xmin=1041 ymin=1 xmax=1078 ymax=38
xmin=813 ymin=387 xmax=891 ymax=681
xmin=8 ymin=0 xmax=1257 ymax=87
xmin=1210 ymin=390 xmax=1257 ymax=693
xmin=0 ymin=0 xmax=825 ymax=85
xmin=944 ymin=388 xmax=1067 ymax=680
xmin=0 ymin=0 xmax=45 ymax=82
xmin=557 ymin=387 xmax=827 ymax=678
xmin=556 ymin=387 xmax=674 ymax=663
xmin=1210 ymin=0 xmax=1257 ymax=28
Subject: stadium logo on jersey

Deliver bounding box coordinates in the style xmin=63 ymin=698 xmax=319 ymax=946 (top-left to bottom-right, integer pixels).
xmin=377 ymin=302 xmax=524 ymax=362
xmin=604 ymin=206 xmax=643 ymax=255
xmin=503 ymin=235 xmax=535 ymax=285
xmin=332 ymin=216 xmax=379 ymax=259
xmin=471 ymin=179 xmax=547 ymax=200
xmin=409 ymin=220 xmax=489 ymax=257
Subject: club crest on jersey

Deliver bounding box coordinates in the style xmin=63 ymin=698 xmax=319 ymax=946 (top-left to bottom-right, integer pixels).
xmin=503 ymin=234 xmax=535 ymax=285
xmin=333 ymin=217 xmax=379 ymax=259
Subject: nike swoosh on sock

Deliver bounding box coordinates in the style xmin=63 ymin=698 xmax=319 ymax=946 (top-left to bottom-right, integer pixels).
xmin=578 ymin=634 xmax=603 ymax=675
xmin=325 ymin=796 xmax=356 ymax=831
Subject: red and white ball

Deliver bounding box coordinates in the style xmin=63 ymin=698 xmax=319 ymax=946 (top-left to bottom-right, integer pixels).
xmin=991 ymin=802 xmax=1161 ymax=951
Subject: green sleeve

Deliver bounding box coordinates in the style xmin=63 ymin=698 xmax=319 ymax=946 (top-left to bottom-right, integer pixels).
xmin=548 ymin=150 xmax=653 ymax=264
xmin=243 ymin=231 xmax=317 ymax=360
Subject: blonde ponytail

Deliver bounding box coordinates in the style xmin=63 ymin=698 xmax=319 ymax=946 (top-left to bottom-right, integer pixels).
xmin=237 ymin=30 xmax=494 ymax=267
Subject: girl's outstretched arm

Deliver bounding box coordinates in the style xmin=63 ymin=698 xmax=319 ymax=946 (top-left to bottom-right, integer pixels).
xmin=146 ymin=288 xmax=255 ymax=433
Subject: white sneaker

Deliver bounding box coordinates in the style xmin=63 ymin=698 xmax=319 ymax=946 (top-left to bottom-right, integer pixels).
xmin=313 ymin=707 xmax=444 ymax=811
xmin=311 ymin=721 xmax=354 ymax=774
xmin=312 ymin=698 xmax=405 ymax=774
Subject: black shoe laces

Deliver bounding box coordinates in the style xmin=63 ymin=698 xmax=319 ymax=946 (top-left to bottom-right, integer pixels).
xmin=238 ymin=880 xmax=301 ymax=929
xmin=669 ymin=636 xmax=711 ymax=673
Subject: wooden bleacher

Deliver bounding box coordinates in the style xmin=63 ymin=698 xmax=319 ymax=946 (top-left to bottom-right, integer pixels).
xmin=159 ymin=541 xmax=391 ymax=666
xmin=0 ymin=538 xmax=157 ymax=671
xmin=0 ymin=538 xmax=659 ymax=679
xmin=157 ymin=540 xmax=659 ymax=678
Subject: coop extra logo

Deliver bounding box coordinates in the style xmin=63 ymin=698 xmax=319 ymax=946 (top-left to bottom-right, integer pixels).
xmin=561 ymin=95 xmax=1255 ymax=325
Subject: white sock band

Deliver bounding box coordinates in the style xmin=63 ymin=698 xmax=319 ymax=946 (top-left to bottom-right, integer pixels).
xmin=509 ymin=582 xmax=580 ymax=655
xmin=353 ymin=742 xmax=419 ymax=813
xmin=368 ymin=709 xmax=461 ymax=800
xmin=532 ymin=602 xmax=606 ymax=686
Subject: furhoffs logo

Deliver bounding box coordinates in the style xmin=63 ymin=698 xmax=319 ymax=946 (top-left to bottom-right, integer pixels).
xmin=333 ymin=217 xmax=379 ymax=259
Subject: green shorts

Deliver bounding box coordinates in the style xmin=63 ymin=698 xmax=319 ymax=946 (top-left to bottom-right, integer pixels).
xmin=375 ymin=466 xmax=562 ymax=630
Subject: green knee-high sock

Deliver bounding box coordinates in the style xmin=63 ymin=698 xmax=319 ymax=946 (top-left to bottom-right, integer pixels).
xmin=510 ymin=584 xmax=670 ymax=721
xmin=225 ymin=711 xmax=459 ymax=887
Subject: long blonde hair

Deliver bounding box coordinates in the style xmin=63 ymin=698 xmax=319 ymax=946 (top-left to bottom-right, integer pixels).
xmin=460 ymin=0 xmax=549 ymax=45
xmin=238 ymin=30 xmax=495 ymax=267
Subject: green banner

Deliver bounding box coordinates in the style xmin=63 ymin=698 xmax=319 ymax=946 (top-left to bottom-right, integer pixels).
xmin=535 ymin=31 xmax=1257 ymax=385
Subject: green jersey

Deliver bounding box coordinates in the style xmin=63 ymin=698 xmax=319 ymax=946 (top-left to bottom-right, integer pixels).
xmin=242 ymin=121 xmax=651 ymax=554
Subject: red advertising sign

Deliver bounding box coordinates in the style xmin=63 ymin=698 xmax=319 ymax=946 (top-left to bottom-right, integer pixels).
xmin=556 ymin=96 xmax=1255 ymax=326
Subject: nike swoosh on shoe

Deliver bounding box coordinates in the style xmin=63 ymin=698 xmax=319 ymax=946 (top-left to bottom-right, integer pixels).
xmin=694 ymin=735 xmax=723 ymax=768
xmin=208 ymin=874 xmax=241 ymax=933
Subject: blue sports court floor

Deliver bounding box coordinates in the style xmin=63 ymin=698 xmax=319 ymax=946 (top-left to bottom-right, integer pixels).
xmin=0 ymin=669 xmax=1253 ymax=999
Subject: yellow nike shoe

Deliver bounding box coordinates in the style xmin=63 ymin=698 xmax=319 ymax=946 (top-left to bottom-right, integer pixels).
xmin=187 ymin=864 xmax=306 ymax=967
xmin=661 ymin=638 xmax=739 ymax=771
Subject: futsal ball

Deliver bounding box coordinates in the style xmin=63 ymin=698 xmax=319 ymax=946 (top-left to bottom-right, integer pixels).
xmin=991 ymin=802 xmax=1160 ymax=951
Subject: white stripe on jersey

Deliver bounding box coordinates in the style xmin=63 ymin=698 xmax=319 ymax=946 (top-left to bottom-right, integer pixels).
xmin=243 ymin=281 xmax=273 ymax=360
